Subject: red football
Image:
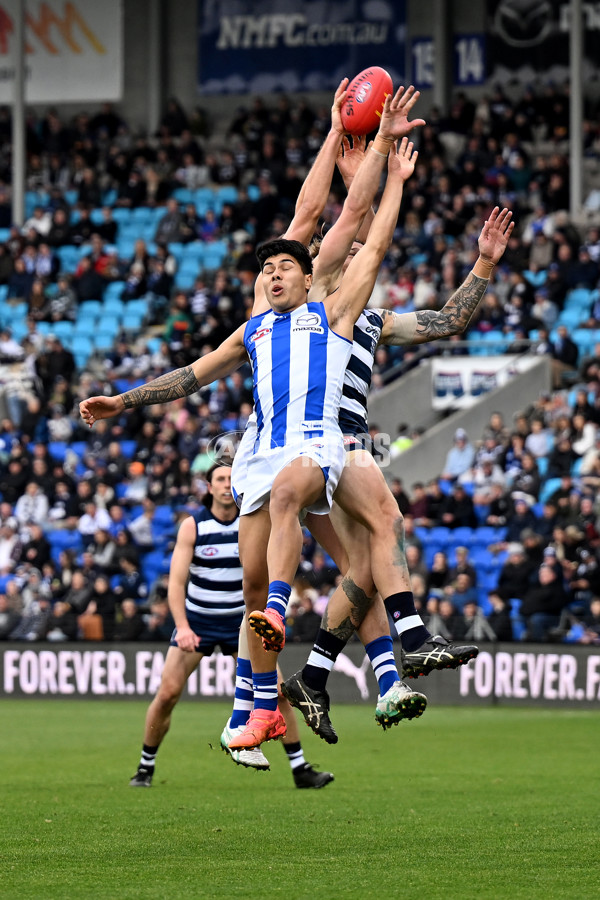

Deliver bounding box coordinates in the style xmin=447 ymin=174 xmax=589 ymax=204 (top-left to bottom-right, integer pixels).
xmin=340 ymin=66 xmax=393 ymax=135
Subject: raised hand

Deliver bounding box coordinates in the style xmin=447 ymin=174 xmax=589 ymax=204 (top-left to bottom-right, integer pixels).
xmin=387 ymin=137 xmax=418 ymax=181
xmin=379 ymin=85 xmax=426 ymax=142
xmin=79 ymin=394 xmax=125 ymax=427
xmin=331 ymin=77 xmax=349 ymax=135
xmin=336 ymin=134 xmax=367 ymax=183
xmin=478 ymin=207 xmax=515 ymax=265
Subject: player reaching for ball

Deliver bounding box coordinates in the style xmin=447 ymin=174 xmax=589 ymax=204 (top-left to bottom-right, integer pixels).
xmin=80 ymin=88 xmax=428 ymax=752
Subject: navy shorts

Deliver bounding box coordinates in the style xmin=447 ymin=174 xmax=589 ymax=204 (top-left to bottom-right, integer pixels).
xmin=343 ymin=434 xmax=370 ymax=453
xmin=170 ymin=609 xmax=243 ymax=656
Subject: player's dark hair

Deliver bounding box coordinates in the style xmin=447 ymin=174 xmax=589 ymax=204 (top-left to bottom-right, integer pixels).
xmin=203 ymin=461 xmax=229 ymax=508
xmin=256 ymin=239 xmax=313 ymax=276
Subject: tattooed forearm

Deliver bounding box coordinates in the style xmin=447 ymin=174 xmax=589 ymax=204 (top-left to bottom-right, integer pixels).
xmin=122 ymin=366 xmax=200 ymax=409
xmin=322 ymin=576 xmax=374 ymax=641
xmin=414 ymin=272 xmax=490 ymax=341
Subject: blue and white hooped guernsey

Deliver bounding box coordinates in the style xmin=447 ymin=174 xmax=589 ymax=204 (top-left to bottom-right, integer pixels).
xmin=185 ymin=507 xmax=244 ymax=617
xmin=243 ymin=300 xmax=352 ymax=451
xmin=339 ymin=308 xmax=384 ymax=437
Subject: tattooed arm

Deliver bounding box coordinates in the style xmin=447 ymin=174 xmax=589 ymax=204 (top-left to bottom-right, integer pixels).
xmin=80 ymin=325 xmax=247 ymax=426
xmin=379 ymin=206 xmax=514 ymax=347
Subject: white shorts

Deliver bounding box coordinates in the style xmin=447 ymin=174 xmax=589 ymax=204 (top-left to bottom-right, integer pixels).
xmin=239 ymin=434 xmax=346 ymax=517
xmin=231 ymin=417 xmax=257 ymax=509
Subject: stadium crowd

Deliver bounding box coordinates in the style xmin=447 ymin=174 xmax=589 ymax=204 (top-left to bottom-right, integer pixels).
xmin=0 ymin=83 xmax=600 ymax=645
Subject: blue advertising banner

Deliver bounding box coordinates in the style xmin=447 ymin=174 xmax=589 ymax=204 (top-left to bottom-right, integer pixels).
xmin=198 ymin=0 xmax=406 ymax=95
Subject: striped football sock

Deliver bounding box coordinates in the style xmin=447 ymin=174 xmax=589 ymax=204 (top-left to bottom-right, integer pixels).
xmin=266 ymin=580 xmax=291 ymax=618
xmin=230 ymin=656 xmax=253 ymax=728
xmin=252 ymin=670 xmax=278 ymax=712
xmin=365 ymin=635 xmax=400 ymax=697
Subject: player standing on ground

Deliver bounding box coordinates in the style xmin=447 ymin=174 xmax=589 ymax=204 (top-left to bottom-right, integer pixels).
xmin=129 ymin=463 xmax=332 ymax=789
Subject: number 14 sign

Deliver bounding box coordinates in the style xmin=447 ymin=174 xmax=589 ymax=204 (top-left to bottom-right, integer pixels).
xmin=411 ymin=34 xmax=486 ymax=89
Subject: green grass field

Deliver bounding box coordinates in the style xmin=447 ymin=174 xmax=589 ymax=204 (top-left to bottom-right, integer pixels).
xmin=1 ymin=700 xmax=598 ymax=900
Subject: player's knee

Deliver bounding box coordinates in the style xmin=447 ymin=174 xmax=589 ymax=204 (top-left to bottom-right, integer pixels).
xmin=243 ymin=574 xmax=267 ymax=610
xmin=156 ymin=679 xmax=182 ymax=709
xmin=269 ymin=480 xmax=303 ymax=516
xmin=367 ymin=498 xmax=403 ymax=538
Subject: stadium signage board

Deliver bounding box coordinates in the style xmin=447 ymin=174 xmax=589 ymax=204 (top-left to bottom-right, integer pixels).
xmin=198 ymin=0 xmax=406 ymax=94
xmin=1 ymin=643 xmax=600 ymax=708
xmin=0 ymin=0 xmax=123 ymax=102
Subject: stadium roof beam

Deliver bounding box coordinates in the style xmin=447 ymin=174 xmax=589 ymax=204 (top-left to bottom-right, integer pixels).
xmin=432 ymin=0 xmax=452 ymax=117
xmin=147 ymin=0 xmax=163 ymax=135
xmin=570 ymin=0 xmax=583 ymax=220
xmin=12 ymin=0 xmax=25 ymax=227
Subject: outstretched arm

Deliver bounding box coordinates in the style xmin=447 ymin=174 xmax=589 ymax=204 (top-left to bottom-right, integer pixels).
xmin=251 ymin=80 xmax=348 ymax=316
xmin=79 ymin=325 xmax=247 ymax=426
xmin=290 ymin=78 xmax=348 ymax=237
xmin=312 ymin=85 xmax=425 ymax=299
xmin=379 ymin=207 xmax=515 ymax=346
xmin=327 ymin=138 xmax=417 ymax=332
xmin=335 ymin=135 xmax=374 ymax=246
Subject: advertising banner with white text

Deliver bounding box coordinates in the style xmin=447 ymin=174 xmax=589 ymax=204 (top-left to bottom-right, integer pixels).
xmin=1 ymin=643 xmax=600 ymax=709
xmin=198 ymin=0 xmax=406 ymax=95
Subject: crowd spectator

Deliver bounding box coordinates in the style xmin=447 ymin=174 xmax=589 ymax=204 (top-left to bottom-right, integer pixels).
xmin=0 ymin=83 xmax=600 ymax=644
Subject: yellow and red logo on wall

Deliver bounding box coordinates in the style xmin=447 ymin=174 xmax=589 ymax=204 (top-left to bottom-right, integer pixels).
xmin=0 ymin=0 xmax=122 ymax=102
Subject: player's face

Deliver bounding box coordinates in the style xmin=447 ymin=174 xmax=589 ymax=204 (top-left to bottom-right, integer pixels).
xmin=262 ymin=254 xmax=312 ymax=312
xmin=209 ymin=467 xmax=234 ymax=506
xmin=342 ymin=242 xmax=363 ymax=275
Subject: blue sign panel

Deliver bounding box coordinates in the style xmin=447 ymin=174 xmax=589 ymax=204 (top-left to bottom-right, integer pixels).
xmin=198 ymin=0 xmax=406 ymax=95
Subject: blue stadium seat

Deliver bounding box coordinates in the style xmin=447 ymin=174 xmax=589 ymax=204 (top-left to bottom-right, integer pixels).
xmin=428 ymin=526 xmax=451 ymax=548
xmin=116 ymin=239 xmax=136 ymax=259
xmin=167 ymin=242 xmax=185 ymax=262
xmin=46 ymin=530 xmax=84 ymax=552
xmin=557 ymin=309 xmax=585 ymax=329
xmin=94 ymin=332 xmax=118 ymax=351
xmin=141 ymin=549 xmax=170 ymax=584
xmin=127 ymin=298 xmax=148 ymax=317
xmin=0 ymin=228 xmax=11 ymax=244
xmin=448 ymin=526 xmax=477 ymax=548
xmin=48 ymin=441 xmax=68 ymax=461
xmin=69 ymin=441 xmax=89 ymax=458
xmin=121 ymin=313 xmax=144 ymax=332
xmin=509 ymin=598 xmax=526 ymax=641
xmin=101 ymin=297 xmax=126 ymax=319
xmin=566 ymin=288 xmax=594 ymax=307
xmin=539 ymin=477 xmax=562 ymax=505
xmin=102 ymin=188 xmax=118 ymax=206
xmin=104 ymin=281 xmax=126 ymax=301
xmin=111 ymin=208 xmax=132 ymax=224
xmin=73 ymin=320 xmax=97 ymax=339
xmin=78 ymin=299 xmax=103 ymax=318
xmin=217 ymin=185 xmax=239 ymax=205
xmin=173 ymin=188 xmax=195 ymax=204
xmin=131 ymin=207 xmax=154 ymax=223
xmin=178 ymin=257 xmax=201 ymax=277
xmin=119 ymin=440 xmax=137 ymax=459
xmin=174 ymin=271 xmax=196 ymax=289
xmin=53 ymin=321 xmax=74 ymax=341
xmin=71 ymin=335 xmax=93 ymax=363
xmin=194 ymin=188 xmax=215 ymax=206
xmin=96 ymin=317 xmax=120 ymax=337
